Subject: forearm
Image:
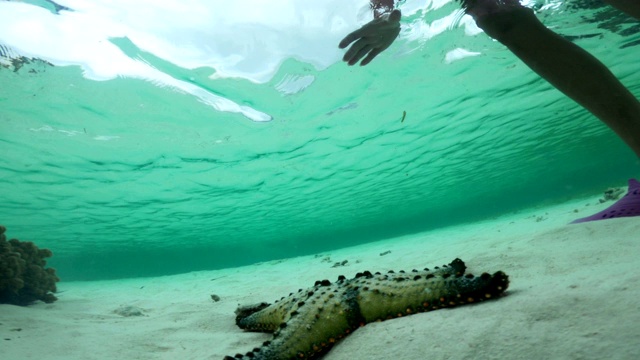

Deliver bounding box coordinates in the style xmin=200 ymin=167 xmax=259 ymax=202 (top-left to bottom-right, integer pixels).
xmin=476 ymin=7 xmax=640 ymax=157
xmin=604 ymin=0 xmax=640 ymax=20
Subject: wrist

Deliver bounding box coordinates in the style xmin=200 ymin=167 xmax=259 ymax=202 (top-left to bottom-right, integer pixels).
xmin=371 ymin=0 xmax=395 ymax=19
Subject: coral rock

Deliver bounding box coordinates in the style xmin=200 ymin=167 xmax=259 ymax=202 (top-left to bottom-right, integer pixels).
xmin=0 ymin=225 xmax=60 ymax=306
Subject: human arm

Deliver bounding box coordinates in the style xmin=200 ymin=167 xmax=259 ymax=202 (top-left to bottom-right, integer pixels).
xmin=473 ymin=4 xmax=640 ymax=157
xmin=604 ymin=0 xmax=640 ymax=20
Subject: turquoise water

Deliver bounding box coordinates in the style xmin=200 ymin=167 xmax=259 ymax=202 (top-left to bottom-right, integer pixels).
xmin=1 ymin=1 xmax=639 ymax=280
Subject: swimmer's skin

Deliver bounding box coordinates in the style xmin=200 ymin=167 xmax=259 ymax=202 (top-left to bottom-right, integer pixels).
xmin=340 ymin=0 xmax=640 ymax=159
xmin=606 ymin=0 xmax=640 ymax=19
xmin=471 ymin=2 xmax=640 ymax=159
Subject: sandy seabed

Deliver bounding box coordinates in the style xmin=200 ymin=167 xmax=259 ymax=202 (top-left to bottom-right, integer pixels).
xmin=1 ymin=195 xmax=639 ymax=360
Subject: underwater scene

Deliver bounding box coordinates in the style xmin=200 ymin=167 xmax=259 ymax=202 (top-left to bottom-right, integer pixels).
xmin=1 ymin=0 xmax=637 ymax=281
xmin=1 ymin=0 xmax=640 ymax=359
xmin=0 ymin=0 xmax=640 ymax=280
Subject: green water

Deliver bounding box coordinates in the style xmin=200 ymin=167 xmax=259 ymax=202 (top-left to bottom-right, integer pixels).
xmin=1 ymin=2 xmax=639 ymax=280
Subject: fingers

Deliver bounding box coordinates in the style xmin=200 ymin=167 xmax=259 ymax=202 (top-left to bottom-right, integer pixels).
xmin=342 ymin=38 xmax=367 ymax=63
xmin=339 ymin=29 xmax=363 ymax=49
xmin=348 ymin=44 xmax=374 ymax=66
xmin=360 ymin=48 xmax=383 ymax=66
xmin=339 ymin=8 xmax=402 ymax=65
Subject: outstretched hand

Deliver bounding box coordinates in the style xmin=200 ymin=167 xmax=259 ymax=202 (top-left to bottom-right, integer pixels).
xmin=339 ymin=9 xmax=401 ymax=66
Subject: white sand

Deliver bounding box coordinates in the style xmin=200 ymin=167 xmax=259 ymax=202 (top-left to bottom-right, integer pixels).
xmin=2 ymin=196 xmax=639 ymax=360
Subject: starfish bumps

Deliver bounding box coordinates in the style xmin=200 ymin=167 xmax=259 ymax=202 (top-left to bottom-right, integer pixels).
xmin=224 ymin=258 xmax=509 ymax=360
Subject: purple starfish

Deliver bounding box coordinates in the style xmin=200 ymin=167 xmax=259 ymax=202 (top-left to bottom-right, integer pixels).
xmin=571 ymin=179 xmax=640 ymax=223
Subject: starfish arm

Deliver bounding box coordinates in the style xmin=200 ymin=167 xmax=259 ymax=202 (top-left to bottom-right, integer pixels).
xmin=234 ymin=258 xmax=467 ymax=332
xmin=225 ymin=259 xmax=508 ymax=360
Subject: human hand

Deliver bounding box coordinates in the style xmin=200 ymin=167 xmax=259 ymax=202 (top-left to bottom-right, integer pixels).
xmin=339 ymin=9 xmax=401 ymax=66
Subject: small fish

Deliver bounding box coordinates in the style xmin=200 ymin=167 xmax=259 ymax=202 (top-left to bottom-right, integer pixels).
xmin=401 ymin=110 xmax=406 ymax=123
